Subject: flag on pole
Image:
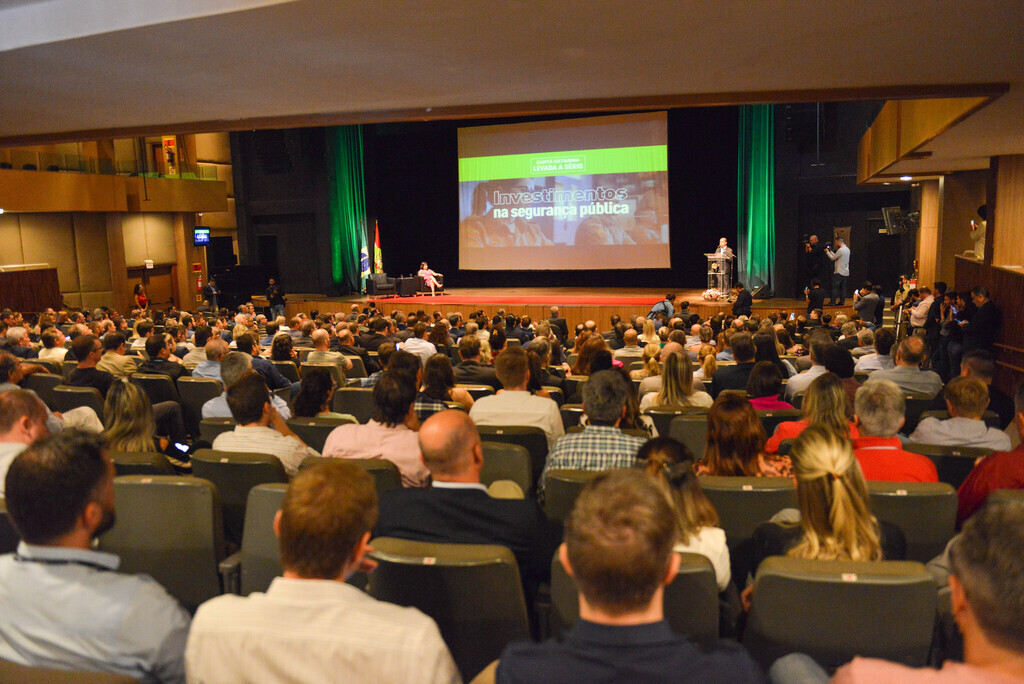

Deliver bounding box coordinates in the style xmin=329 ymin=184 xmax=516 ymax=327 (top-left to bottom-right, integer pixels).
xmin=373 ymin=221 xmax=383 ymax=274
xmin=359 ymin=224 xmax=370 ymax=291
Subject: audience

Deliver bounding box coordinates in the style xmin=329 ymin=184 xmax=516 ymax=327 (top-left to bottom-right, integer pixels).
xmin=454 ymin=335 xmax=501 ymax=391
xmin=0 ymin=390 xmax=49 ymax=495
xmin=191 ymin=337 xmax=229 ymax=381
xmin=138 ymin=333 xmax=190 ymax=382
xmin=202 ymin=351 xmax=292 ymax=420
xmin=639 ymin=437 xmax=731 ymax=591
xmin=494 ymin=469 xmax=762 ymax=683
xmin=745 ymin=361 xmax=793 ymax=410
xmin=470 ymin=348 xmax=563 ymax=449
xmin=909 ymin=376 xmax=1011 ymax=451
xmin=853 ymin=326 xmax=896 ymax=373
xmin=542 ymin=370 xmax=647 ymax=491
xmin=290 ymin=367 xmax=350 ymax=419
xmin=211 ymin=371 xmax=318 ymax=476
xmin=36 ymin=326 xmax=68 ymax=361
xmin=322 ymin=371 xmax=429 ymax=487
xmin=103 ymin=380 xmax=189 ymax=469
xmin=306 ymin=328 xmax=353 ymax=373
xmin=956 ymin=384 xmax=1024 ymax=526
xmin=852 ymin=380 xmax=938 ymax=482
xmin=67 ymin=333 xmax=116 ymax=396
xmin=95 ymin=332 xmax=138 ymax=378
xmin=415 ymin=354 xmax=473 ymax=422
xmin=696 ymin=392 xmax=791 ymax=478
xmin=186 ymin=460 xmax=458 ymax=682
xmin=376 ymin=410 xmax=556 ymax=600
xmin=866 ymin=336 xmax=943 ymax=397
xmin=783 ymin=331 xmax=832 ymax=401
xmin=639 ymin=341 xmax=685 ymax=397
xmin=639 ymin=352 xmax=713 ymax=411
xmin=0 ymin=430 xmax=190 ymax=680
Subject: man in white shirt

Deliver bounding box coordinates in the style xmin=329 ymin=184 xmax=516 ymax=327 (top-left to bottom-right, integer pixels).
xmin=784 ymin=332 xmax=833 ymax=402
xmin=825 ymin=236 xmax=851 ymax=306
xmin=0 ymin=390 xmax=49 ymax=496
xmin=186 ymin=459 xmax=458 ymax=684
xmin=37 ymin=327 xmax=68 ymax=361
xmin=854 ymin=327 xmax=897 ymax=374
xmin=402 ymin=322 xmax=438 ymax=367
xmin=469 ymin=347 xmax=563 ymax=448
xmin=181 ymin=327 xmax=212 ymax=366
xmin=211 ymin=371 xmax=319 ymax=476
xmin=909 ymin=286 xmax=934 ymax=330
xmin=909 ymin=376 xmax=1011 ymax=451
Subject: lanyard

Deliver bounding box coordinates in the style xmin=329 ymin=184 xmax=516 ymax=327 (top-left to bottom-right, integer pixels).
xmin=14 ymin=554 xmax=113 ymax=573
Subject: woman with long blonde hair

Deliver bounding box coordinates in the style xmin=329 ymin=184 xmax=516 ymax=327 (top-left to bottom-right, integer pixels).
xmin=692 ymin=344 xmax=718 ymax=381
xmin=640 ymin=352 xmax=712 ymax=411
xmin=630 ymin=343 xmax=662 ymax=380
xmin=639 ymin=318 xmax=659 ymax=345
xmin=764 ymin=372 xmax=858 ymax=453
xmin=103 ymin=380 xmax=159 ymax=454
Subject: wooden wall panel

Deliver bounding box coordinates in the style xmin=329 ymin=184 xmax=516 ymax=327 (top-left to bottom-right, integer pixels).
xmin=955 ymin=256 xmax=1024 ymax=395
xmin=915 ymin=180 xmax=940 ymax=288
xmin=124 ymin=177 xmax=227 ymax=213
xmin=868 ymin=102 xmax=900 ymax=178
xmin=144 ymin=214 xmax=178 ymax=265
xmin=0 ymin=269 xmax=61 ymax=311
xmin=993 ymin=154 xmax=1024 ymax=269
xmin=122 ymin=214 xmax=150 ymax=267
xmin=0 ymin=213 xmax=25 ymax=264
xmin=73 ymin=212 xmax=112 ymax=293
xmin=939 ymin=170 xmax=988 ymax=282
xmin=0 ymin=168 xmax=125 ymax=213
xmin=898 ymin=97 xmax=987 ymax=157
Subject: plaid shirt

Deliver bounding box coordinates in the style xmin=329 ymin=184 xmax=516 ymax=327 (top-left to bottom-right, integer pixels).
xmin=541 ymin=425 xmax=647 ymax=495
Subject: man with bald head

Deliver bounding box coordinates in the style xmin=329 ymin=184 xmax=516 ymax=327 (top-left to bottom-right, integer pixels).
xmin=866 ymin=335 xmax=943 ymax=397
xmin=192 ymin=337 xmax=230 ymax=381
xmin=375 ymin=409 xmax=557 ymax=599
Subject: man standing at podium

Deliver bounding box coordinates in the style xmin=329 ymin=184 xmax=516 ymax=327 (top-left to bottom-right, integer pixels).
xmin=712 ymin=237 xmax=735 ymax=291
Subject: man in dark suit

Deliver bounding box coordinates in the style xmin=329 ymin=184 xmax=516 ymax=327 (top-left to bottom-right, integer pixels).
xmin=453 ymin=336 xmax=501 ymax=391
xmin=731 ymin=282 xmax=752 ymax=317
xmin=375 ymin=409 xmax=557 ymax=600
xmin=546 ymin=306 xmax=569 ymax=344
xmin=963 ymin=286 xmax=998 ymax=354
xmin=358 ymin=318 xmax=398 ymax=352
xmin=334 ymin=328 xmax=380 ymax=375
xmin=136 ymin=334 xmax=190 ymax=382
xmin=710 ymin=333 xmax=756 ymax=397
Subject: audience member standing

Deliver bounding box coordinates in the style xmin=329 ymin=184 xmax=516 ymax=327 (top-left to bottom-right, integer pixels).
xmin=825 ymin=237 xmax=850 ymax=306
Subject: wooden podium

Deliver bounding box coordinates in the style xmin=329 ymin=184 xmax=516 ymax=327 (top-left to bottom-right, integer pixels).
xmin=0 ymin=265 xmax=60 ymax=312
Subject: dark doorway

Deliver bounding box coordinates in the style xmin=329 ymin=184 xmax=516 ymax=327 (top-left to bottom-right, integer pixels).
xmin=256 ymin=235 xmax=280 ymax=279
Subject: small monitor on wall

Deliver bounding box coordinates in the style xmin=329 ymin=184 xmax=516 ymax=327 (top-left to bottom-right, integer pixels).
xmin=194 ymin=226 xmax=211 ymax=246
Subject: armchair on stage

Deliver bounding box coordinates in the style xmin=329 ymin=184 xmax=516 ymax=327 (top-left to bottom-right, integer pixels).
xmin=366 ymin=272 xmax=396 ymax=297
xmin=706 ymin=253 xmax=734 ymax=293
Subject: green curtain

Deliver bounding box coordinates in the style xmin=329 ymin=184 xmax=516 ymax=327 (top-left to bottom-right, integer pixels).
xmin=736 ymin=105 xmax=776 ymax=292
xmin=327 ymin=126 xmax=369 ymax=293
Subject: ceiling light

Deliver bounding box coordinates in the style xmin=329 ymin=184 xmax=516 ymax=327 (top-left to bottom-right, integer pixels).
xmin=900 ymin=176 xmax=912 ymax=181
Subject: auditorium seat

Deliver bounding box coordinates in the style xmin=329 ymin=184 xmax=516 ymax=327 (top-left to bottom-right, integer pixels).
xmin=476 ymin=425 xmax=548 ymax=488
xmin=559 ymin=403 xmax=585 ymax=431
xmin=756 ymin=409 xmax=804 ymax=437
xmin=109 ymin=451 xmax=177 ymax=476
xmin=455 ymin=384 xmax=495 ymax=401
xmin=549 ymin=550 xmax=718 ymax=642
xmin=668 ymin=414 xmax=708 ymax=460
xmin=902 ymin=393 xmax=939 ymax=433
xmin=177 ymin=377 xmax=223 ymax=438
xmin=903 ymin=443 xmax=994 ymax=489
xmin=199 ymin=417 xmax=236 ymax=443
xmin=365 ymin=272 xmax=396 ymax=297
xmin=98 ymin=475 xmax=225 ymax=613
xmin=563 ymin=375 xmax=588 ymax=403
xmin=286 ymin=415 xmax=356 ymax=451
xmin=344 ymin=355 xmax=368 ymax=378
xmin=367 ymin=538 xmax=529 ymax=682
xmin=332 ymin=387 xmax=375 ymax=423
xmin=698 ymin=476 xmax=797 ymax=552
xmin=270 ymin=360 xmax=300 ymax=383
xmin=543 ymin=469 xmax=599 ymax=523
xmin=26 ymin=358 xmax=61 ymax=375
xmin=867 ymin=481 xmax=957 ymax=562
xmin=299 ymin=456 xmax=402 ymax=497
xmin=191 ymin=449 xmax=288 ymax=547
xmin=480 ymin=441 xmax=532 ymax=496
xmin=20 ymin=372 xmax=62 ymax=410
xmin=296 ymin=348 xmax=313 ymax=362
xmin=220 ymin=483 xmax=287 ymax=596
xmin=50 ymin=385 xmax=104 ymax=422
xmin=644 ymin=407 xmax=707 ymax=438
xmin=130 ymin=372 xmax=179 ymax=405
xmin=301 ymin=362 xmax=344 ymax=388
xmin=743 ymin=557 xmax=937 ymax=671
xmin=541 ymin=386 xmax=563 ymax=406
xmin=60 ymin=360 xmax=77 ymax=382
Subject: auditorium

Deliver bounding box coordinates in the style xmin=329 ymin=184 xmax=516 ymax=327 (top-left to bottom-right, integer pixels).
xmin=2 ymin=1 xmax=1024 ymax=682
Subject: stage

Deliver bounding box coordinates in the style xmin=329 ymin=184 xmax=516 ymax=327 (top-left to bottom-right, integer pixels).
xmin=283 ymin=288 xmax=855 ymax=328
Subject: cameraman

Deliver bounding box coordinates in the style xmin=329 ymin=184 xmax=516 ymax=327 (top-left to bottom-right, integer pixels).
xmin=804 ymin=234 xmax=825 ymax=285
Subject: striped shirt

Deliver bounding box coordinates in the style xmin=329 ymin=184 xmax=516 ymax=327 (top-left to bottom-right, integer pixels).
xmin=211 ymin=426 xmax=319 ymax=477
xmin=541 ymin=425 xmax=647 ymax=494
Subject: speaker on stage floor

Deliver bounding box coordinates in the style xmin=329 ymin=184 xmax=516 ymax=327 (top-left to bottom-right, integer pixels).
xmin=751 ymin=284 xmax=772 ymax=299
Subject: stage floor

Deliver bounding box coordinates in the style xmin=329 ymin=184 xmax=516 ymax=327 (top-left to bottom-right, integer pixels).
xmin=285 ymin=287 xmax=854 ymax=324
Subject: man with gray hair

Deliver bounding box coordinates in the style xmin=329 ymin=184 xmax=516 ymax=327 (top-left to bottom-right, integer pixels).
xmin=201 ymin=351 xmax=292 ymax=420
xmin=850 ymin=327 xmax=875 ymax=358
xmin=852 ymin=379 xmax=938 ymax=482
xmin=5 ymin=327 xmax=37 ymax=359
xmin=541 ymin=370 xmax=646 ymax=495
xmin=866 ymin=336 xmax=943 ymax=397
xmin=191 ymin=338 xmax=230 ymax=381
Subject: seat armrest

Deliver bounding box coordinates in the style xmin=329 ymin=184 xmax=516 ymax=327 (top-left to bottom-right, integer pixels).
xmin=219 ymin=552 xmax=241 ymax=595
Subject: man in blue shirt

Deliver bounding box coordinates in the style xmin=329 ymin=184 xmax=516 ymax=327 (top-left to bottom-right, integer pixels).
xmin=494 ymin=469 xmax=763 ymax=683
xmin=825 ymin=237 xmax=851 ymax=306
xmin=0 ymin=430 xmax=190 ymax=681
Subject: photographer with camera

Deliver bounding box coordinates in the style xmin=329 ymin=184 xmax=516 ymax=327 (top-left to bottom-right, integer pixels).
xmin=804 ymin=233 xmax=826 ymax=285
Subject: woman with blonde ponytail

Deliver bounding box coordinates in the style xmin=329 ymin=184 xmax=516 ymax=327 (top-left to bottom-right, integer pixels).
xmin=744 ymin=426 xmax=905 ymax=595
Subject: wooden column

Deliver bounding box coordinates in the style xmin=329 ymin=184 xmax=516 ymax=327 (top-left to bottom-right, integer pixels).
xmin=915 ymin=180 xmax=940 ymax=286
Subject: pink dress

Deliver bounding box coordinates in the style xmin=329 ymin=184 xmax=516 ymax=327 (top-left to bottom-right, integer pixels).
xmin=418 ymin=268 xmax=436 ymax=284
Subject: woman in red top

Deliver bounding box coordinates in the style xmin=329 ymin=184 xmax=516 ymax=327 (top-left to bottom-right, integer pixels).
xmin=133 ymin=283 xmax=148 ymax=311
xmin=695 ymin=392 xmax=793 ymax=479
xmin=765 ymin=372 xmax=858 ymax=453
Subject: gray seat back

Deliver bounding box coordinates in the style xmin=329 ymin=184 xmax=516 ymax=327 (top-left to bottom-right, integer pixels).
xmin=51 ymin=385 xmax=104 ymax=422
xmin=344 ymin=355 xmax=367 ymax=378
xmin=176 ymin=376 xmax=222 ymax=438
xmin=559 ymin=404 xmax=584 ymax=431
xmin=668 ymin=414 xmax=709 ymax=459
xmin=109 ymin=451 xmax=177 ymax=476
xmin=191 ymin=449 xmax=288 ymax=547
xmin=286 ymin=416 xmax=356 ymax=452
xmin=199 ymin=417 xmax=236 ymax=443
xmin=867 ymin=481 xmax=957 ymax=562
xmin=480 ymin=441 xmax=532 ymax=495
xmin=543 ymin=469 xmax=600 ymax=523
xmin=455 ymin=384 xmax=494 ymax=401
xmin=98 ymin=475 xmax=225 ymax=612
xmin=757 ymin=409 xmax=805 ymax=437
xmin=129 ymin=372 xmax=179 ymax=404
xmin=743 ymin=557 xmax=937 ymax=671
xmin=240 ymin=483 xmax=288 ymax=595
xmin=299 ymin=456 xmax=402 ymax=497
xmin=904 ymin=443 xmax=994 ymax=489
xmin=332 ymin=387 xmax=375 ymax=423
xmin=271 ymin=360 xmax=300 ymax=383
xmin=699 ymin=476 xmax=798 ymax=548
xmin=20 ymin=372 xmax=62 ymax=410
xmin=476 ymin=425 xmax=548 ymax=489
xmin=301 ymin=362 xmax=345 ymax=388
xmin=644 ymin=407 xmax=707 ymax=440
xmin=367 ymin=537 xmax=529 ymax=682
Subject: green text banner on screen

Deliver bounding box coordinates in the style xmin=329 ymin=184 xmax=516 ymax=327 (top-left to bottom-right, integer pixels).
xmin=457 ymin=112 xmax=670 ymax=271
